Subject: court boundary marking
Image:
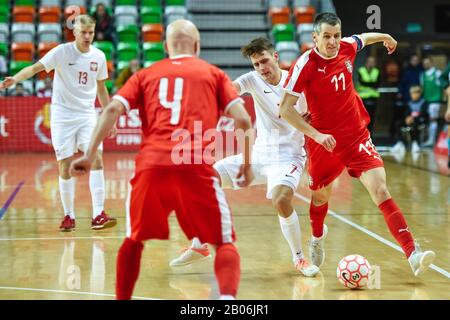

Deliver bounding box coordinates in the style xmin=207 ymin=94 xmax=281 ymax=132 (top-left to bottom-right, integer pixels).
xmin=293 ymin=192 xmax=450 ymax=279
xmin=0 ymin=286 xmax=159 ymax=300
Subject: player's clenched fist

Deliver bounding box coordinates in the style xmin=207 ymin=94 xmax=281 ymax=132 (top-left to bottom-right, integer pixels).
xmin=236 ymin=164 xmax=254 ymax=187
xmin=314 ymin=133 xmax=336 ymax=152
xmin=69 ymin=156 xmax=93 ymax=176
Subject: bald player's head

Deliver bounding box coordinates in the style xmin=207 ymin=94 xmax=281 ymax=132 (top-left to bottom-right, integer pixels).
xmin=165 ymin=19 xmax=200 ymax=57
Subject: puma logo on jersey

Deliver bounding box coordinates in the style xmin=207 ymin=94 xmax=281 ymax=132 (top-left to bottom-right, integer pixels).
xmin=398 ymin=227 xmax=409 ymax=233
xmin=318 ymin=67 xmax=326 ymax=74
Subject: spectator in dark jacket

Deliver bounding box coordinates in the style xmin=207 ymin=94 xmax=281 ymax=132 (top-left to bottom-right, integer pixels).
xmin=398 ymin=55 xmax=423 ymax=103
xmin=92 ymin=3 xmax=114 ymax=42
xmin=391 ymin=85 xmax=429 ymax=154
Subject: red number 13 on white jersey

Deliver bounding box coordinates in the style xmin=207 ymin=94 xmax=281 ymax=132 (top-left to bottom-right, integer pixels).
xmin=159 ymin=77 xmax=184 ymax=125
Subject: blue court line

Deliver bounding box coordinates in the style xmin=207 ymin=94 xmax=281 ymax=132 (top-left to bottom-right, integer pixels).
xmin=0 ymin=181 xmax=25 ymax=220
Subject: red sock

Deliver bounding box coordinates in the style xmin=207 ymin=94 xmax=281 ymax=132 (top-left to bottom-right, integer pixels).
xmin=214 ymin=243 xmax=240 ymax=297
xmin=379 ymin=199 xmax=415 ymax=258
xmin=310 ymin=202 xmax=328 ymax=238
xmin=116 ymin=238 xmax=144 ymax=300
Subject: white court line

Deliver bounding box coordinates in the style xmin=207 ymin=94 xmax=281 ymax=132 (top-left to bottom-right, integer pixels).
xmin=0 ymin=286 xmax=159 ymax=300
xmin=0 ymin=236 xmax=125 ymax=241
xmin=294 ymin=192 xmax=450 ymax=279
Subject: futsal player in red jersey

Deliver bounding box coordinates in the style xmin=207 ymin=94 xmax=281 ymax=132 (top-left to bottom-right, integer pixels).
xmin=280 ymin=12 xmax=435 ymax=276
xmin=70 ymin=20 xmax=254 ymax=299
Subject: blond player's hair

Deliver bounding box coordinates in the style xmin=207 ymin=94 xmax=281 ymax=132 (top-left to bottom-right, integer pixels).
xmin=74 ymin=14 xmax=96 ymax=28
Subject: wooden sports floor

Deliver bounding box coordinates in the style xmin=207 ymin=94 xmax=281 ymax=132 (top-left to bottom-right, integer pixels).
xmin=0 ymin=151 xmax=448 ymax=300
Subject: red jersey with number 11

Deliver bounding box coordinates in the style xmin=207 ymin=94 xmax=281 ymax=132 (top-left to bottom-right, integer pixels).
xmin=284 ymin=36 xmax=370 ymax=144
xmin=113 ymin=56 xmax=242 ymax=171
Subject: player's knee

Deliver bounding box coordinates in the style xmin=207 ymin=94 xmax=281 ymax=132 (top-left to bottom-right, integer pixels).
xmin=374 ymin=184 xmax=390 ymax=202
xmin=311 ymin=192 xmax=330 ymax=206
xmin=272 ymin=193 xmax=291 ymax=214
xmin=58 ymin=160 xmax=71 ymax=179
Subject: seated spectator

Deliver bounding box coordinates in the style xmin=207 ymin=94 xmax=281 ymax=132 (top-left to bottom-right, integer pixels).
xmin=37 ymin=77 xmax=53 ymax=98
xmin=114 ymin=59 xmax=140 ymax=91
xmin=92 ymin=3 xmax=114 ymax=42
xmin=10 ymin=83 xmax=31 ymax=97
xmin=391 ymin=85 xmax=429 ymax=154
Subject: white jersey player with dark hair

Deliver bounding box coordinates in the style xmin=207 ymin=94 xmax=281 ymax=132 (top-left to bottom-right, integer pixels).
xmin=170 ymin=37 xmax=319 ymax=277
xmin=0 ymin=15 xmax=117 ymax=231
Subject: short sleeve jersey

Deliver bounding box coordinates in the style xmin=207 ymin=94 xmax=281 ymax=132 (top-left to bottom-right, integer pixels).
xmin=39 ymin=43 xmax=108 ymax=114
xmin=284 ymin=36 xmax=370 ymax=142
xmin=113 ymin=55 xmax=242 ymax=170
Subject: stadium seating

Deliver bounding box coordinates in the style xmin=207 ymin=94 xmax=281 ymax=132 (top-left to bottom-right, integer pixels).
xmin=39 ymin=7 xmax=61 ymax=23
xmin=164 ymin=6 xmax=188 ymax=24
xmin=66 ymin=0 xmax=87 ymax=6
xmin=37 ymin=42 xmax=58 ymax=58
xmin=272 ymin=24 xmax=295 ymax=42
xmin=276 ymin=41 xmax=300 ymax=69
xmin=40 ymin=0 xmax=62 ymax=6
xmin=0 ymin=23 xmax=8 ymax=43
xmin=12 ymin=23 xmax=35 ymax=43
xmin=0 ymin=42 xmax=7 ymax=56
xmin=93 ymin=41 xmax=114 ymax=61
xmin=142 ymin=24 xmax=164 ymax=42
xmin=143 ymin=42 xmax=164 ymax=62
xmin=115 ymin=6 xmax=138 ymax=26
xmin=268 ymin=7 xmax=290 ymax=25
xmin=297 ymin=23 xmax=314 ymax=43
xmin=38 ymin=23 xmax=62 ymax=43
xmin=0 ymin=6 xmax=9 ymax=23
xmin=15 ymin=0 xmax=36 ymax=6
xmin=9 ymin=60 xmax=33 ymax=75
xmin=117 ymin=25 xmax=139 ymax=42
xmin=141 ymin=6 xmax=163 ymax=24
xmin=117 ymin=42 xmax=140 ymax=61
xmin=294 ymin=6 xmax=315 ymax=24
xmin=12 ymin=42 xmax=35 ymax=61
xmin=142 ymin=0 xmax=161 ymax=5
xmin=13 ymin=6 xmax=36 ymax=23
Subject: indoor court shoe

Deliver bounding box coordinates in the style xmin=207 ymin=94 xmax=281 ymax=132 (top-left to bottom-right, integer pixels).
xmin=91 ymin=211 xmax=117 ymax=230
xmin=295 ymin=258 xmax=320 ymax=277
xmin=309 ymin=224 xmax=328 ymax=268
xmin=408 ymin=243 xmax=436 ymax=276
xmin=169 ymin=244 xmax=212 ymax=267
xmin=59 ymin=215 xmax=75 ymax=232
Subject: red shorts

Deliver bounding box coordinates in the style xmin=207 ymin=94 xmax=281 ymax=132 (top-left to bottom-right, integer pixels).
xmin=126 ymin=165 xmax=236 ymax=244
xmin=306 ymin=129 xmax=384 ymax=190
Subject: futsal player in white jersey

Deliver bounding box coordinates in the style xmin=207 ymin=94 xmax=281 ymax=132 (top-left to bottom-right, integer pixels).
xmin=170 ymin=38 xmax=319 ymax=277
xmin=0 ymin=15 xmax=117 ymax=231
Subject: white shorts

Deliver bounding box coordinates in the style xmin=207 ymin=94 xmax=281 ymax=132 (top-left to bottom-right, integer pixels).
xmin=428 ymin=103 xmax=441 ymax=119
xmin=213 ymin=153 xmax=306 ymax=199
xmin=50 ymin=116 xmax=103 ymax=161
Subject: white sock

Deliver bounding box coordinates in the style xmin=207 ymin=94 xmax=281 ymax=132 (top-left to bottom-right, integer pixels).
xmin=191 ymin=237 xmax=203 ymax=249
xmin=219 ymin=295 xmax=235 ymax=300
xmin=89 ymin=170 xmax=105 ymax=218
xmin=59 ymin=177 xmax=75 ymax=219
xmin=278 ymin=210 xmax=304 ymax=263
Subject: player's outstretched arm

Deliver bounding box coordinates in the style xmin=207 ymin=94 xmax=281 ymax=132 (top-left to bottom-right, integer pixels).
xmin=360 ymin=33 xmax=397 ymax=55
xmin=70 ymin=99 xmax=126 ymax=176
xmin=279 ymin=91 xmax=336 ymax=152
xmin=226 ymin=102 xmax=254 ymax=187
xmin=0 ymin=62 xmax=45 ymax=89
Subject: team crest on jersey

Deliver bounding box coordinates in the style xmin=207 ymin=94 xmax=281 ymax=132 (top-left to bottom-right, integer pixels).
xmin=90 ymin=62 xmax=98 ymax=72
xmin=345 ymin=60 xmax=353 ymax=73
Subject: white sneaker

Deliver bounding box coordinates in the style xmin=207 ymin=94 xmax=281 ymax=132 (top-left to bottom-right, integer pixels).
xmin=411 ymin=141 xmax=420 ymax=153
xmin=408 ymin=243 xmax=436 ymax=277
xmin=390 ymin=141 xmax=406 ymax=154
xmin=169 ymin=244 xmax=212 ymax=267
xmin=309 ymin=224 xmax=328 ymax=268
xmin=295 ymin=258 xmax=320 ymax=277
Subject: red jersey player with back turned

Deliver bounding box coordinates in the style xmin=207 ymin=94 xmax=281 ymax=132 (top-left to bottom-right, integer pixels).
xmin=70 ymin=19 xmax=254 ymax=300
xmin=279 ymin=12 xmax=435 ymax=277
